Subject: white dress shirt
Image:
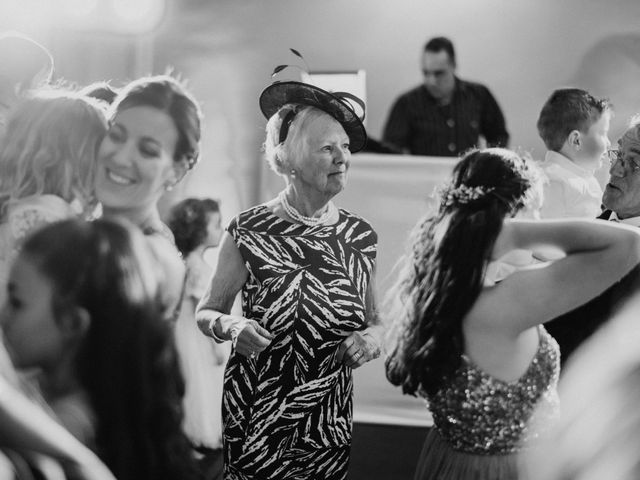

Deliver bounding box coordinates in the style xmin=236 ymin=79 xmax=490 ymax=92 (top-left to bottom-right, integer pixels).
xmin=539 ymin=151 xmax=603 ymax=219
xmin=608 ymin=211 xmax=640 ymax=227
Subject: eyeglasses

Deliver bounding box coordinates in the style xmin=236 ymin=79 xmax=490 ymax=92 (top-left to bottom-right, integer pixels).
xmin=608 ymin=149 xmax=640 ymax=174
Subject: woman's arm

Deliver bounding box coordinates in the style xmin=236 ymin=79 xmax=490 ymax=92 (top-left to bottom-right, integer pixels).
xmin=471 ymin=218 xmax=640 ymax=333
xmin=494 ymin=218 xmax=637 ymax=258
xmin=195 ymin=232 xmax=273 ymax=357
xmin=336 ymin=268 xmax=383 ymax=369
xmin=0 ymin=378 xmax=115 ymax=480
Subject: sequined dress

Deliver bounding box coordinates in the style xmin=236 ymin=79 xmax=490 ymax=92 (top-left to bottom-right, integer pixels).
xmin=414 ymin=251 xmax=561 ymax=480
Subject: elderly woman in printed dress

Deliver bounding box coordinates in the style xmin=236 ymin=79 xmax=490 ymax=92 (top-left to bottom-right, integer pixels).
xmin=196 ymin=80 xmax=382 ymax=480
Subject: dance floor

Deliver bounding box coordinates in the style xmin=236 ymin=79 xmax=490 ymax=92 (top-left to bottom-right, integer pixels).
xmin=350 ymin=422 xmax=430 ymax=479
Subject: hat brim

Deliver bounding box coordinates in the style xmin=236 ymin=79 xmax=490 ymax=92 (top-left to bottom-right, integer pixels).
xmin=259 ymin=81 xmax=367 ymax=153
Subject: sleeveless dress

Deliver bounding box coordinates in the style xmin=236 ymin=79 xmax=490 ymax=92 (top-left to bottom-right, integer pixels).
xmin=414 ymin=250 xmax=561 ymax=480
xmin=223 ymin=205 xmax=377 ymax=480
xmin=141 ymin=222 xmax=186 ymax=322
xmin=174 ymin=249 xmax=229 ymax=449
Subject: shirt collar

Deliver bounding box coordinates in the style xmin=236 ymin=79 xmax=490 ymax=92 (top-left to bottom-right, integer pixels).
xmin=544 ymin=150 xmax=595 ymax=178
xmin=421 ymin=76 xmax=461 ymax=103
xmin=610 ymin=211 xmax=640 ymax=227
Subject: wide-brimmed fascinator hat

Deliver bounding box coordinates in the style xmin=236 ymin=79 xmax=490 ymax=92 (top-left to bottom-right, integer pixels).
xmin=259 ymin=51 xmax=367 ymax=153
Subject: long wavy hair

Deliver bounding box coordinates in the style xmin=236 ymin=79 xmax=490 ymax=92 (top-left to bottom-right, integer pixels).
xmin=0 ymin=90 xmax=107 ymax=219
xmin=21 ymin=218 xmax=200 ymax=480
xmin=385 ymin=148 xmax=540 ymax=396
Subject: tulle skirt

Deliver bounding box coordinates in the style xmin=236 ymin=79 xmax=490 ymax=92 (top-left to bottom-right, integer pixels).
xmin=174 ymin=311 xmax=229 ymax=449
xmin=413 ymin=428 xmax=520 ymax=480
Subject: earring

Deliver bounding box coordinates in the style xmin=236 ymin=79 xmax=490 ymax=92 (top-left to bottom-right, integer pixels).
xmin=290 ymin=169 xmax=297 ymax=178
xmin=165 ymin=183 xmax=174 ymax=192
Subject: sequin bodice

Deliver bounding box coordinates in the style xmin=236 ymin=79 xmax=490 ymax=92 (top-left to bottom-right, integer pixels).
xmin=427 ymin=327 xmax=560 ymax=455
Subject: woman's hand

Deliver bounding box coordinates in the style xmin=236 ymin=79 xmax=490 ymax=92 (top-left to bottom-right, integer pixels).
xmin=232 ymin=319 xmax=274 ymax=359
xmin=337 ymin=328 xmax=382 ymax=369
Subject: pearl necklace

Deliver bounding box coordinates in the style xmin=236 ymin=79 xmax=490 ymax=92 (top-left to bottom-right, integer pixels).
xmin=278 ymin=191 xmax=336 ymax=226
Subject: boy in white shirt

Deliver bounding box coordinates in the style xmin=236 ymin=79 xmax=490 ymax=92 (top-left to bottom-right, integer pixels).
xmin=537 ymin=88 xmax=611 ymax=218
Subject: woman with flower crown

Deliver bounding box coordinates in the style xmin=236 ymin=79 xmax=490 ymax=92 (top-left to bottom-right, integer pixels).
xmin=385 ymin=148 xmax=640 ymax=479
xmin=196 ymin=79 xmax=382 ymax=479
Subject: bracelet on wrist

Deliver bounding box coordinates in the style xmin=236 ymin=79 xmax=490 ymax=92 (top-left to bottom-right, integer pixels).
xmin=208 ymin=313 xmax=227 ymax=343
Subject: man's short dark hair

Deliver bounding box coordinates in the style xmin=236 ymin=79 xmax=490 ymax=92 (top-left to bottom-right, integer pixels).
xmin=424 ymin=36 xmax=456 ymax=66
xmin=537 ymin=88 xmax=611 ymax=151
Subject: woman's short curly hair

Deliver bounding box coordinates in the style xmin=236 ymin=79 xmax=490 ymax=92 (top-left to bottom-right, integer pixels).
xmin=167 ymin=197 xmax=220 ymax=257
xmin=263 ymin=104 xmax=332 ymax=175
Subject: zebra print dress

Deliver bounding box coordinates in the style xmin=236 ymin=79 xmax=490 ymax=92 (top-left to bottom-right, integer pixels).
xmin=223 ymin=204 xmax=377 ymax=479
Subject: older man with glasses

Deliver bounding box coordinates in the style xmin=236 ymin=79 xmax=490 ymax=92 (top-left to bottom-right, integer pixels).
xmin=546 ymin=118 xmax=640 ymax=365
xmin=601 ymin=121 xmax=640 ymax=222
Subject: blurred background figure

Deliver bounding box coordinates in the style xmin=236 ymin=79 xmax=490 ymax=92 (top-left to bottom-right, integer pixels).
xmin=1 ymin=218 xmax=201 ymax=480
xmin=523 ymin=291 xmax=640 ymax=480
xmin=536 ymin=88 xmax=611 ymax=219
xmin=0 ymin=31 xmax=54 ymax=137
xmin=94 ymin=74 xmax=202 ymax=320
xmin=382 ymin=36 xmax=509 ymax=157
xmin=168 ymin=197 xmax=227 ymax=480
xmin=384 ymin=148 xmax=640 ymax=479
xmin=0 ymin=90 xmax=108 ymax=479
xmin=0 ymin=90 xmax=107 ymax=342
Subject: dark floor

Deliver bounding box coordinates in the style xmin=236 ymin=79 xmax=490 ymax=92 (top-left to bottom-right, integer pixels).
xmin=349 ymin=422 xmax=430 ymax=480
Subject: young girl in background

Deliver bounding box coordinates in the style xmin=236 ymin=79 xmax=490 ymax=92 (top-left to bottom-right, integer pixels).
xmin=1 ymin=218 xmax=201 ymax=480
xmin=168 ymin=197 xmax=228 ymax=478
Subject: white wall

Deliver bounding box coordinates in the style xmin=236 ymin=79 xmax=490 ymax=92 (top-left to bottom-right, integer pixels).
xmin=29 ymin=0 xmax=640 ymax=217
xmin=148 ymin=0 xmax=640 ymax=217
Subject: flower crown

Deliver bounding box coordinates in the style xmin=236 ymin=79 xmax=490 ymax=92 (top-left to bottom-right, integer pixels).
xmin=439 ymin=184 xmax=495 ymax=208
